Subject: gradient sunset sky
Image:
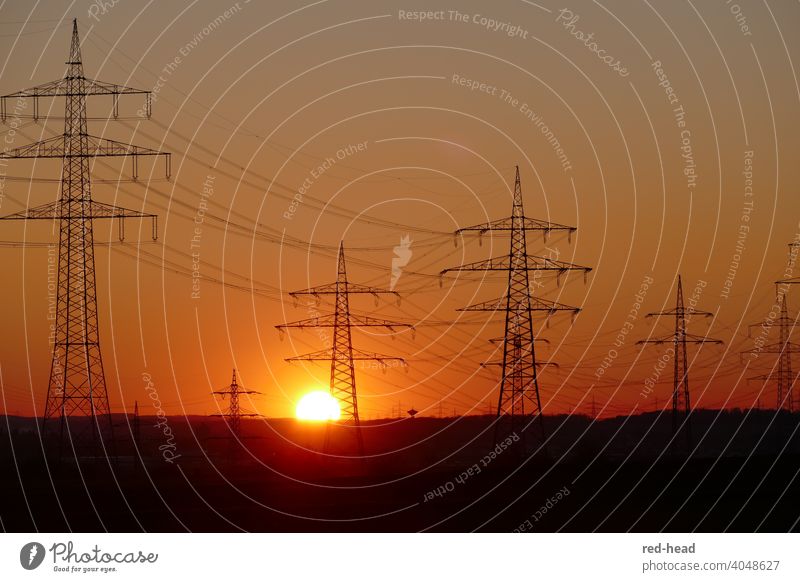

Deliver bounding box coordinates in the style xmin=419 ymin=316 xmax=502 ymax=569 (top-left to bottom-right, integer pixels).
xmin=1 ymin=0 xmax=798 ymax=420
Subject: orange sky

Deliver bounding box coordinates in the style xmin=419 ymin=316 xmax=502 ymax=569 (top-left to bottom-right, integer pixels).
xmin=1 ymin=0 xmax=799 ymax=420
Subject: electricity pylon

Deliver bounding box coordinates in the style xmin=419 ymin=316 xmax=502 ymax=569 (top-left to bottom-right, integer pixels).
xmin=637 ymin=275 xmax=722 ymax=451
xmin=276 ymin=243 xmax=412 ymax=455
xmin=212 ymin=369 xmax=262 ymax=439
xmin=745 ymin=295 xmax=800 ymax=411
xmin=440 ymin=166 xmax=591 ymax=447
xmin=0 ymin=20 xmax=170 ymax=457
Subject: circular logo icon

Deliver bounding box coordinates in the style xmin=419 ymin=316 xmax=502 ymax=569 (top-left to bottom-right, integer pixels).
xmin=20 ymin=542 xmax=46 ymax=570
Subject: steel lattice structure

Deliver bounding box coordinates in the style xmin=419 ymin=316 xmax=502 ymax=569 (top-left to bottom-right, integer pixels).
xmin=441 ymin=166 xmax=591 ymax=446
xmin=0 ymin=20 xmax=169 ymax=457
xmin=638 ymin=275 xmax=722 ymax=451
xmin=212 ymin=369 xmax=262 ymax=439
xmin=276 ymin=243 xmax=412 ymax=455
xmin=745 ymin=295 xmax=800 ymax=412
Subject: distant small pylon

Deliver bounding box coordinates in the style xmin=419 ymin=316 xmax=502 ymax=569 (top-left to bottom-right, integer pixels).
xmin=212 ymin=369 xmax=261 ymax=440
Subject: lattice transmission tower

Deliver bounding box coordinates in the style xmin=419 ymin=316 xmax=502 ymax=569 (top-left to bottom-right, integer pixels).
xmin=212 ymin=369 xmax=262 ymax=439
xmin=441 ymin=166 xmax=591 ymax=446
xmin=0 ymin=20 xmax=170 ymax=457
xmin=637 ymin=275 xmax=722 ymax=451
xmin=745 ymin=295 xmax=800 ymax=412
xmin=276 ymin=243 xmax=412 ymax=455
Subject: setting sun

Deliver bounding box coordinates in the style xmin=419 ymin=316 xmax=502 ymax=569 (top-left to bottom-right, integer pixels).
xmin=295 ymin=391 xmax=341 ymax=421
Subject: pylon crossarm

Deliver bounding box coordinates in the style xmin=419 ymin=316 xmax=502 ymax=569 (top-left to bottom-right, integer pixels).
xmin=440 ymin=256 xmax=508 ymax=274
xmin=683 ymin=332 xmax=723 ymax=344
xmin=1 ymin=79 xmax=66 ymax=100
xmin=457 ymin=216 xmax=576 ymax=235
xmin=277 ymin=313 xmax=411 ymax=330
xmin=350 ymin=347 xmax=406 ymax=363
xmin=748 ymin=319 xmax=800 ymax=337
xmin=459 ymin=295 xmax=579 ymax=313
xmin=286 ymin=347 xmax=405 ymax=364
xmin=482 ymin=360 xmax=558 ymax=368
xmin=637 ymin=334 xmax=677 ymax=345
xmin=1 ymin=78 xmax=151 ymax=122
xmin=638 ymin=332 xmax=722 ymax=345
xmin=645 ymin=309 xmax=714 ymax=318
xmin=276 ymin=314 xmax=336 ymax=330
xmin=489 ymin=336 xmax=550 ymax=344
xmin=1 ymin=80 xmax=64 ymax=120
xmin=776 ymin=277 xmax=800 ymax=285
xmin=747 ymin=372 xmax=800 ymax=382
xmin=441 ymin=254 xmax=589 ymax=275
xmin=86 ymin=135 xmax=166 ymax=159
xmin=349 ymin=314 xmax=413 ymax=330
xmin=0 ymin=200 xmax=159 ymax=241
xmin=82 ymin=77 xmax=151 ymax=97
xmin=0 ymin=200 xmax=154 ymax=220
xmin=0 ymin=134 xmax=170 ymax=177
xmin=747 ymin=341 xmax=800 ymax=354
xmin=290 ymin=281 xmax=397 ymax=298
xmin=285 ymin=348 xmax=331 ymax=362
xmin=686 ymin=309 xmax=716 ymax=318
xmin=1 ymin=77 xmax=148 ymax=100
xmin=0 ymin=135 xmax=64 ymax=158
xmin=211 ymin=412 xmax=261 ymax=418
